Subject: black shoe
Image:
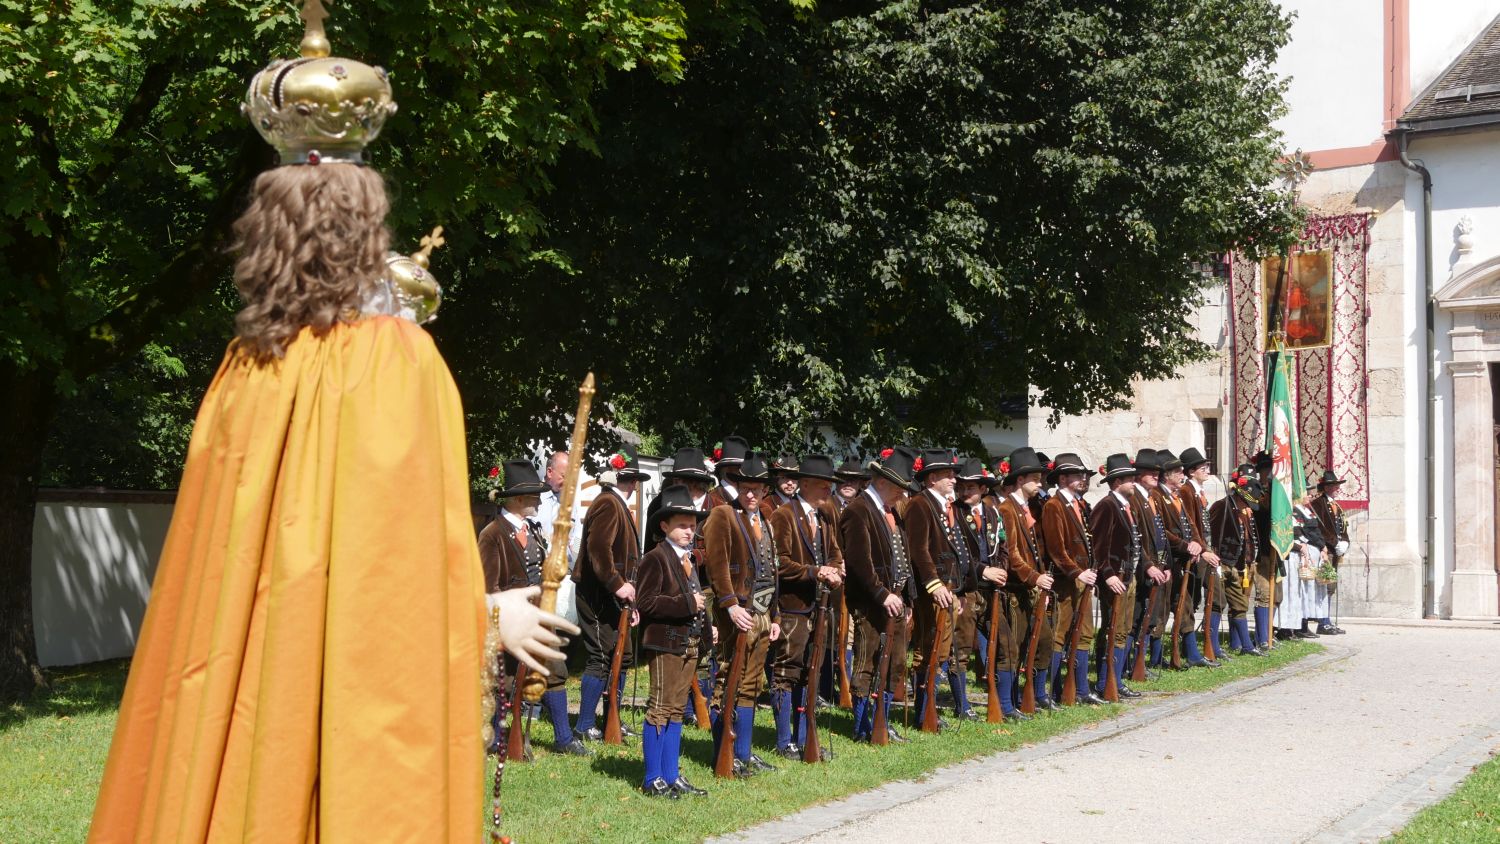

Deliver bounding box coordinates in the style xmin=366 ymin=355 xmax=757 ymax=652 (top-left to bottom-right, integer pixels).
xmin=774 ymin=745 xmax=801 ymax=760
xmin=1003 ymin=711 xmax=1032 ymax=723
xmin=620 ymin=723 xmax=637 ymax=739
xmin=955 ymin=709 xmax=981 ymax=721
xmin=670 ymin=776 xmax=708 ymax=797
xmin=1077 ymin=692 xmax=1105 ymax=706
xmin=731 ymin=758 xmax=757 ymax=779
xmin=1187 ymin=658 xmax=1221 ymax=668
xmin=581 ymin=727 xmax=604 ymax=742
xmin=1038 ymin=699 xmax=1061 ymax=712
xmin=1238 ymin=646 xmax=1265 ymax=656
xmin=887 ymin=727 xmax=907 ymax=743
xmin=1145 ymin=669 xmax=1161 ymax=680
xmin=554 ymin=737 xmax=593 ymax=757
xmin=1118 ymin=685 xmax=1142 ymax=699
xmin=1328 ymin=625 xmax=1346 ymax=635
xmin=642 ymin=777 xmax=679 ymax=799
xmin=1274 ymin=629 xmax=1293 ymax=641
xmin=748 ymin=754 xmax=777 ymax=773
xmin=1293 ymin=629 xmax=1318 ymax=639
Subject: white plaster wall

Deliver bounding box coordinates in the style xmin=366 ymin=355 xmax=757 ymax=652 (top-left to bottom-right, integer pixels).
xmin=1274 ymin=0 xmax=1386 ymax=150
xmin=31 ymin=500 xmax=172 ymax=667
xmin=1414 ymin=132 xmax=1500 ymax=274
xmin=1409 ymin=1 xmax=1500 ymax=97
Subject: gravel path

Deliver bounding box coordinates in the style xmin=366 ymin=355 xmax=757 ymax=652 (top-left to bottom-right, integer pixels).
xmin=715 ymin=622 xmax=1500 ymax=844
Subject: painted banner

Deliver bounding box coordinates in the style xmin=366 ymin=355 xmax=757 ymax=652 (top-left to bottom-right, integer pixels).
xmin=1264 ymin=343 xmax=1307 ymax=558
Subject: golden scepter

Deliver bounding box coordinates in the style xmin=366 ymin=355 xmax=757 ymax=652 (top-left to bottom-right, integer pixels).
xmin=521 ymin=372 xmax=596 ymax=702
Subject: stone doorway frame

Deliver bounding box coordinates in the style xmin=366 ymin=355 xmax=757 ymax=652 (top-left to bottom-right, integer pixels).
xmin=1434 ymin=252 xmax=1500 ymax=618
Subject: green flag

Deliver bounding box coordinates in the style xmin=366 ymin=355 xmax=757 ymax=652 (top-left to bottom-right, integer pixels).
xmin=1264 ymin=342 xmax=1306 ymax=558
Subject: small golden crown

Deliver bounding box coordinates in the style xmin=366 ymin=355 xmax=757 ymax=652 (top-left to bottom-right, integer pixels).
xmin=242 ymin=1 xmax=397 ymax=165
xmin=362 ymin=227 xmax=446 ymax=323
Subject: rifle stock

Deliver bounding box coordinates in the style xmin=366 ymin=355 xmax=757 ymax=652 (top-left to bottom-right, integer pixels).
xmin=602 ymin=605 xmax=631 ymax=745
xmin=1103 ymin=591 xmax=1121 ymax=702
xmin=871 ymin=614 xmax=894 ymax=746
xmin=836 ymin=592 xmax=853 ymax=708
xmin=1202 ymin=566 xmax=1219 ymax=661
xmin=802 ymin=592 xmax=831 ymax=763
xmin=1062 ymin=582 xmax=1094 ymax=705
xmin=1170 ymin=563 xmax=1192 ymax=669
xmin=1020 ymin=587 xmax=1049 ymax=713
xmin=1130 ymin=580 xmax=1160 ymax=682
xmin=984 ymin=589 xmax=1002 ymax=723
xmin=920 ymin=605 xmax=947 ymax=733
xmin=690 ymin=675 xmax=711 ymax=730
xmin=506 ymin=664 xmax=530 ymax=761
xmin=713 ymin=629 xmax=749 ymax=778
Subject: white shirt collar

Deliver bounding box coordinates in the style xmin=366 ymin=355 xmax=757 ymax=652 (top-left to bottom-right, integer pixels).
xmin=502 ymin=510 xmax=527 ymax=530
xmin=797 ymin=495 xmax=817 ymax=516
xmin=693 ymin=492 xmax=707 ymax=510
xmin=720 ymin=478 xmax=738 ymax=498
xmin=1112 ymin=490 xmax=1130 ymax=508
xmin=865 ymin=485 xmax=887 ymax=509
xmin=1189 ymin=478 xmax=1205 ymax=496
xmin=1010 ymin=490 xmax=1028 ymax=508
xmin=669 ymin=541 xmax=693 ymax=560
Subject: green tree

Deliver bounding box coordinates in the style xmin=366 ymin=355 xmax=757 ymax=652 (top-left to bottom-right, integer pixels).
xmin=449 ymin=0 xmax=1299 ymax=457
xmin=0 ymin=0 xmax=694 ymax=700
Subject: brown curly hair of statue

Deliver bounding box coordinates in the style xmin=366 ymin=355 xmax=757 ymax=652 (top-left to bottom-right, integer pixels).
xmin=230 ymin=165 xmax=391 ymax=360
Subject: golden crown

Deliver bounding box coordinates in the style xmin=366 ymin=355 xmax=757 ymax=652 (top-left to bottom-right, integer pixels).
xmin=242 ymin=0 xmax=397 ymax=165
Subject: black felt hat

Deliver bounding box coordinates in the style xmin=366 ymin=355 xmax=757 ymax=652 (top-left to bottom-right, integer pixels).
xmin=914 ymin=448 xmax=959 ymax=479
xmin=868 ymin=445 xmax=920 ymax=488
xmin=957 ymin=457 xmax=1000 ymax=488
xmin=494 ymin=459 xmax=548 ymax=498
xmin=663 ymin=447 xmax=716 ymax=485
xmin=653 ymin=483 xmax=709 ymax=526
xmin=770 ymin=453 xmax=800 ymax=477
xmin=1046 ymin=452 xmax=1094 ymax=484
xmin=729 ymin=451 xmax=774 ymax=485
xmin=1132 ymin=448 xmax=1163 ymax=473
xmin=603 ymin=447 xmax=650 ymax=483
xmin=835 ymin=459 xmax=869 ymax=482
xmin=1099 ymin=453 xmax=1139 ymax=481
xmin=1158 ymin=449 xmax=1184 ymax=472
xmin=1000 ymin=447 xmax=1047 ymax=483
xmin=1316 ymin=469 xmax=1346 ymax=489
xmin=789 ymin=454 xmax=839 ymax=482
xmin=1179 ymin=447 xmax=1210 ymax=471
xmin=713 ymin=436 xmax=750 ymax=468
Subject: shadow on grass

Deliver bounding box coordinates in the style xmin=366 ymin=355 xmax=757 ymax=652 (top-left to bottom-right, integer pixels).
xmin=0 ymin=658 xmax=130 ymax=732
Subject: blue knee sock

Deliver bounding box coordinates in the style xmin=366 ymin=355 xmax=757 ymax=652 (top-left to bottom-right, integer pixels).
xmin=1073 ymin=649 xmax=1091 ymax=696
xmin=642 ymin=723 xmax=664 ymax=786
xmin=1209 ymin=612 xmax=1224 ymax=651
xmin=852 ymin=697 xmax=870 ymax=740
xmin=882 ymin=691 xmax=894 ymax=733
xmin=1229 ymin=613 xmax=1246 ymax=650
xmin=577 ymin=674 xmax=606 ymax=734
xmin=996 ymin=670 xmax=1017 ymax=715
xmin=1183 ymin=628 xmax=1204 ymax=662
xmin=792 ymin=686 xmax=807 ymax=746
xmin=975 ymin=631 xmax=990 ymax=676
xmin=1149 ymin=636 xmax=1163 ymax=667
xmin=1254 ymin=606 xmax=1271 ymax=647
xmin=663 ymin=721 xmax=683 ymax=782
xmin=773 ymin=691 xmax=793 ymax=750
xmin=1113 ymin=647 xmax=1128 ymax=683
xmin=542 ymin=690 xmax=573 ymax=747
xmin=1123 ymin=635 xmax=1137 ymax=671
xmin=950 ymin=662 xmax=970 ymax=714
xmin=734 ymin=706 xmax=755 ymax=760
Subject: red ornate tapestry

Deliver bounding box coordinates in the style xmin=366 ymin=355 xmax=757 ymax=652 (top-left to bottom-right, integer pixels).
xmin=1229 ymin=213 xmax=1370 ymax=508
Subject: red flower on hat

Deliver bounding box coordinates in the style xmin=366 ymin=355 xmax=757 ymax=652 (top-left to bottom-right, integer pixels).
xmin=1236 ymin=477 xmax=1248 ymax=487
xmin=880 ymin=447 xmax=894 ymax=460
xmin=609 ymin=453 xmax=628 ymax=471
xmin=1047 ymin=461 xmax=1055 ymax=470
xmin=912 ymin=457 xmax=924 ymax=472
xmin=982 ymin=468 xmax=993 ymax=477
xmin=713 ymin=444 xmax=723 ymax=460
xmin=488 ymin=466 xmax=500 ymax=478
xmin=1098 ymin=465 xmax=1106 ymax=475
xmin=1000 ymin=460 xmax=1011 ymax=474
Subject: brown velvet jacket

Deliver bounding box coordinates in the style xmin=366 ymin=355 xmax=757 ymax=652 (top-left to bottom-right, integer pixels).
xmin=574 ymin=488 xmax=641 ymax=594
xmin=904 ymin=490 xmax=964 ymax=592
xmin=1087 ymin=491 xmax=1138 ymax=581
xmin=1177 ymin=481 xmax=1212 ymax=548
xmin=839 ymin=491 xmax=908 ymax=618
xmin=996 ymin=493 xmax=1045 ymax=591
xmin=478 ymin=515 xmax=544 ymax=594
xmin=1041 ymin=492 xmax=1092 ymax=579
xmin=771 ymin=497 xmax=844 ymax=614
xmin=702 ymin=501 xmax=779 ymax=618
xmin=635 ymin=540 xmax=703 ymax=655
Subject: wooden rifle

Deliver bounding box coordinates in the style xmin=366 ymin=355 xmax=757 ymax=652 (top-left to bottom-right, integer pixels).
xmin=801 ymin=587 xmax=832 ymax=763
xmin=1061 ymin=545 xmax=1100 ymax=706
xmin=871 ymin=614 xmax=895 ymax=745
xmin=506 ymin=664 xmax=531 ymax=761
xmin=1130 ymin=575 xmax=1161 ymax=682
xmin=836 ymin=591 xmax=853 ymax=708
xmin=689 ymin=673 xmax=711 ymax=730
xmin=602 ymin=604 xmax=631 ymax=745
xmin=1201 ymin=560 xmax=1219 ymax=662
xmin=1170 ymin=559 xmax=1192 ymax=669
xmin=1103 ymin=589 xmax=1123 ymax=702
xmin=1020 ymin=579 xmax=1050 ymax=714
xmin=713 ymin=628 xmax=749 ymax=778
xmin=984 ymin=587 xmax=1003 ymax=723
xmin=919 ymin=606 xmax=944 ymax=733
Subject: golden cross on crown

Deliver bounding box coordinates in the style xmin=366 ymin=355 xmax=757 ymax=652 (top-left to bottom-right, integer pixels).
xmin=300 ymin=0 xmax=331 ymax=58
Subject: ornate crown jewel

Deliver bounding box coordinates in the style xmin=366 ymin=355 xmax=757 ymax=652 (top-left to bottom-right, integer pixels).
xmin=362 ymin=226 xmax=445 ymax=323
xmin=242 ymin=0 xmax=398 ymax=165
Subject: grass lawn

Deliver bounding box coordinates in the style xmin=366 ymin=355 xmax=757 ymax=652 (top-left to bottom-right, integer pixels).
xmin=1388 ymin=750 xmax=1500 ymax=843
xmin=1 ymin=642 xmax=1319 ymax=843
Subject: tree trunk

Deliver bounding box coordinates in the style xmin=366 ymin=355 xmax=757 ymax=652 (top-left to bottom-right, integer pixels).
xmin=0 ymin=361 xmax=59 ymax=703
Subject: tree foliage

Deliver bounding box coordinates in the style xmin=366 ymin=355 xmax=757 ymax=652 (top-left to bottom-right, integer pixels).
xmin=448 ymin=0 xmax=1299 ymax=462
